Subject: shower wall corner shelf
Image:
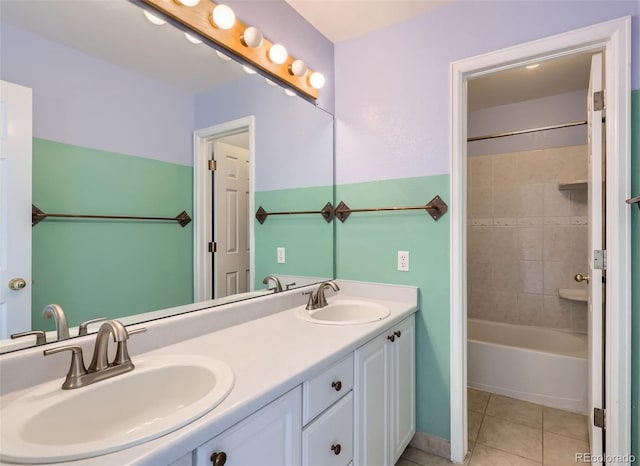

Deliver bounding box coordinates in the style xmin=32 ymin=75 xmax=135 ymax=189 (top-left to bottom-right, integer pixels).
xmin=255 ymin=202 xmax=334 ymax=224
xmin=31 ymin=205 xmax=192 ymax=228
xmin=558 ymin=180 xmax=587 ymax=191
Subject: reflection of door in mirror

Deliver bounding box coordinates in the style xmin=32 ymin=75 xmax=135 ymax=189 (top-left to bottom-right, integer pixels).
xmin=0 ymin=80 xmax=32 ymax=338
xmin=212 ymin=138 xmax=250 ymax=299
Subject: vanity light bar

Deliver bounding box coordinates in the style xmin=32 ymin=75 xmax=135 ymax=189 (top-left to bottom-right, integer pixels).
xmin=139 ymin=0 xmax=320 ymax=99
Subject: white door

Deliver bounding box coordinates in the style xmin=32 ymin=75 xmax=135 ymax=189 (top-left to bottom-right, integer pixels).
xmin=586 ymin=52 xmax=604 ymax=460
xmin=0 ymin=81 xmax=32 ymax=338
xmin=213 ymin=140 xmax=250 ymax=298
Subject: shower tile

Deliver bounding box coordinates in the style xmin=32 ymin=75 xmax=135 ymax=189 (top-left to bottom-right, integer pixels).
xmin=518 ymin=184 xmax=544 ymax=218
xmin=541 ymin=296 xmax=572 ymax=329
xmin=544 ymin=149 xmax=576 ymax=183
xmin=491 ymin=227 xmax=517 ymax=258
xmin=469 ymin=187 xmax=494 ymax=218
xmin=542 ymin=431 xmax=589 ymax=466
xmin=570 ymin=216 xmax=588 ymax=225
xmin=471 ymin=218 xmax=494 ymax=226
xmin=494 ymin=218 xmax=517 ymax=226
xmin=543 ymin=261 xmax=576 ymax=295
xmin=567 ymin=145 xmax=589 ymax=181
xmin=543 ymin=226 xmax=586 ymax=263
xmin=469 ymin=444 xmax=541 ymax=466
xmin=543 ymin=407 xmax=588 ymax=442
xmin=517 ymin=228 xmax=543 ymax=260
xmin=569 ymin=189 xmax=588 ymax=217
xmin=517 ymin=151 xmax=546 ymax=184
xmin=469 ymin=290 xmax=493 ymax=320
xmin=517 ymin=293 xmax=543 ymax=326
xmin=493 ymin=153 xmax=518 ymax=186
xmin=470 ymin=156 xmax=493 ymax=188
xmin=543 ymin=184 xmax=571 ymax=217
xmin=486 ymin=395 xmax=543 ymax=429
xmin=468 ymin=410 xmax=483 ymax=443
xmin=494 ymin=187 xmax=520 ymax=218
xmin=469 ymin=260 xmax=493 ymax=292
xmin=469 ymin=227 xmax=495 ymax=262
xmin=519 ymin=261 xmax=543 ymax=294
xmin=477 ymin=415 xmax=542 ymax=462
xmin=518 ymin=217 xmax=543 ymax=226
xmin=543 ymin=217 xmax=570 ymax=225
xmin=492 ymin=292 xmax=518 ymax=323
xmin=570 ymin=302 xmax=588 ymax=334
xmin=493 ymin=260 xmax=520 ymax=292
xmin=468 ymin=388 xmax=490 ymax=413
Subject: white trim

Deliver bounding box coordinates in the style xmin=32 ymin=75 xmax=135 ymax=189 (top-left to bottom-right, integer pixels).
xmin=193 ymin=116 xmax=256 ymax=302
xmin=449 ymin=17 xmax=631 ymax=464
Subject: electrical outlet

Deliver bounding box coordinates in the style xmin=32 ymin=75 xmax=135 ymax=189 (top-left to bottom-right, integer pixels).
xmin=277 ymin=247 xmax=285 ymax=264
xmin=397 ymin=250 xmax=409 ymax=272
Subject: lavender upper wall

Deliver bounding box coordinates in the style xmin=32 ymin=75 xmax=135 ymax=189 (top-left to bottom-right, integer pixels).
xmin=225 ymin=0 xmax=335 ymax=114
xmin=0 ymin=22 xmax=194 ymax=166
xmin=335 ymin=0 xmax=639 ymax=185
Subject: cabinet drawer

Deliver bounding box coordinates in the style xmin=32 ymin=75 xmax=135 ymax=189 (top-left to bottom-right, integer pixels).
xmin=302 ymin=391 xmax=353 ymax=466
xmin=303 ymin=354 xmax=353 ymax=424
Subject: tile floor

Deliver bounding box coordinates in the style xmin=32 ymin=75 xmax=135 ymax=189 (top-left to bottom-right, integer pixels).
xmin=396 ymin=388 xmax=590 ymax=466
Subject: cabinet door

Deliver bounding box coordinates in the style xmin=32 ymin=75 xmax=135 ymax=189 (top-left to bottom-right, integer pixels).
xmin=354 ymin=332 xmax=390 ymax=466
xmin=194 ymin=387 xmax=301 ymax=466
xmin=390 ymin=315 xmax=416 ymax=464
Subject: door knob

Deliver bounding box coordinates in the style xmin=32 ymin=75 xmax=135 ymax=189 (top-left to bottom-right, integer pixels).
xmin=574 ymin=273 xmax=590 ymax=284
xmin=8 ymin=278 xmax=27 ymax=290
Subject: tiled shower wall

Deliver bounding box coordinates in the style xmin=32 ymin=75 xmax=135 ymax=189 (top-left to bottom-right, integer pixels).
xmin=467 ymin=145 xmax=589 ymax=333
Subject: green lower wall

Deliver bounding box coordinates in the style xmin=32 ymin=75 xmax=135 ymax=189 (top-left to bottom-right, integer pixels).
xmin=32 ymin=138 xmax=193 ymax=331
xmin=254 ymin=186 xmax=334 ymax=288
xmin=631 ymin=89 xmax=639 ymax=464
xmin=335 ymin=175 xmax=451 ymax=439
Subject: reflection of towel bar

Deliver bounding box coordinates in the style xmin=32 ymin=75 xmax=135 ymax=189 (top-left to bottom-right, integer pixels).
xmin=32 ymin=204 xmax=191 ymax=227
xmin=335 ymin=195 xmax=448 ymax=222
xmin=626 ymin=195 xmax=640 ymax=210
xmin=255 ymin=202 xmax=334 ymax=224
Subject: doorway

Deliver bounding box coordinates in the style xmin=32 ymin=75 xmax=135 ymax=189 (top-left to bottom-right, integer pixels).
xmin=193 ymin=116 xmax=255 ymax=302
xmin=450 ymin=18 xmax=631 ymax=464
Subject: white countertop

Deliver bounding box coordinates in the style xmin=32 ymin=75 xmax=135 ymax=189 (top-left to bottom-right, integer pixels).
xmin=0 ymin=280 xmax=418 ymax=466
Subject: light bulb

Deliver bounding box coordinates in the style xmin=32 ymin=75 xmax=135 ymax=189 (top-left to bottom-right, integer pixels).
xmin=185 ymin=32 xmax=202 ymax=44
xmin=309 ymin=72 xmax=325 ymax=89
xmin=265 ymin=78 xmax=276 ymax=86
xmin=212 ymin=4 xmax=235 ymax=30
xmin=176 ymin=0 xmax=200 ymax=5
xmin=242 ymin=27 xmax=263 ymax=48
xmin=215 ymin=50 xmax=231 ymax=61
xmin=268 ymin=44 xmax=287 ymax=65
xmin=143 ymin=10 xmax=166 ymax=25
xmin=289 ymin=59 xmax=307 ymax=77
xmin=284 ymin=89 xmax=296 ymax=97
xmin=242 ymin=65 xmax=257 ymax=75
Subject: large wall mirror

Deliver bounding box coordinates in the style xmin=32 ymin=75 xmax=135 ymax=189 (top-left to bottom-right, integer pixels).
xmin=0 ymin=0 xmax=334 ymax=353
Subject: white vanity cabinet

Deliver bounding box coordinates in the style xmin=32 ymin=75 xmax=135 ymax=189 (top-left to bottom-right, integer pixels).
xmin=193 ymin=387 xmax=302 ymax=466
xmin=354 ymin=315 xmax=415 ymax=466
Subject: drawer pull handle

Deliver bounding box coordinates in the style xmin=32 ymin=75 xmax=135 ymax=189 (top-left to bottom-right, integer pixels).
xmin=395 ymin=330 xmax=402 ymax=338
xmin=331 ymin=443 xmax=342 ymax=455
xmin=331 ymin=380 xmax=342 ymax=391
xmin=211 ymin=451 xmax=227 ymax=466
xmin=387 ymin=334 xmax=395 ymax=342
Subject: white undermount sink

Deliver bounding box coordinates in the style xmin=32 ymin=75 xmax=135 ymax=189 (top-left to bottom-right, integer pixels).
xmin=296 ymin=299 xmax=390 ymax=325
xmin=0 ymin=354 xmax=235 ymax=464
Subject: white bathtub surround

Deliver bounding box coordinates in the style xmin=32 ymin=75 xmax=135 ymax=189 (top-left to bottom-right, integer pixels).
xmin=0 ymin=280 xmax=417 ymax=465
xmin=467 ymin=144 xmax=589 ymax=333
xmin=467 ymin=318 xmax=587 ymax=413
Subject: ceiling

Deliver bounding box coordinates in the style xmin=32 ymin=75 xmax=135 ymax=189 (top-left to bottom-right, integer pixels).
xmin=1 ymin=0 xmax=592 ymax=111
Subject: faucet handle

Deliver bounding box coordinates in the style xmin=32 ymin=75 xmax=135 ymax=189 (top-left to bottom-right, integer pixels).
xmin=303 ymin=290 xmax=316 ymax=310
xmin=11 ymin=330 xmax=46 ymax=346
xmin=44 ymin=345 xmax=87 ymax=390
xmin=285 ymin=282 xmax=297 ymax=290
xmin=78 ymin=317 xmax=107 ymax=336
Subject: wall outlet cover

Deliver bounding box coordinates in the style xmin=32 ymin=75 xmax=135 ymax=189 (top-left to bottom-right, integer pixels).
xmin=398 ymin=250 xmax=409 ymax=271
xmin=277 ymin=247 xmax=285 ymax=264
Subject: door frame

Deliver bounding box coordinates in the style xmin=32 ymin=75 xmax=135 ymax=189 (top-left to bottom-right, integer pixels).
xmin=193 ymin=116 xmax=256 ymax=302
xmin=449 ymin=17 xmax=631 ymax=463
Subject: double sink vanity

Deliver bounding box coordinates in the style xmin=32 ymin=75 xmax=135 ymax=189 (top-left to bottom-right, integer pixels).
xmin=0 ymin=280 xmax=417 ymax=466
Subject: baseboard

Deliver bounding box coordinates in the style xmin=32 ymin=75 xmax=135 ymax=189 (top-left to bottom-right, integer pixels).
xmin=409 ymin=431 xmax=451 ymax=460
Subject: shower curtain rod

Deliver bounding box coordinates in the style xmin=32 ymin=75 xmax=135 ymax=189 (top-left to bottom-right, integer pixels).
xmin=467 ymin=120 xmax=587 ymax=142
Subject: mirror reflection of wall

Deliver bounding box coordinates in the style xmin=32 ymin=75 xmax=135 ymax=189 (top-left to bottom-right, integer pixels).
xmin=0 ymin=0 xmax=334 ymax=349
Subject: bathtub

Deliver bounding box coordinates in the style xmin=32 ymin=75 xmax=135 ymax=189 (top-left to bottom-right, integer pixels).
xmin=467 ymin=318 xmax=588 ymax=413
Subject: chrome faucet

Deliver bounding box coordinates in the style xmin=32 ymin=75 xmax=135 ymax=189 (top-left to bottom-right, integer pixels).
xmin=305 ymin=281 xmax=340 ymax=310
xmin=42 ymin=304 xmax=70 ymax=341
xmin=44 ymin=320 xmax=146 ymax=390
xmin=263 ymin=275 xmax=283 ymax=292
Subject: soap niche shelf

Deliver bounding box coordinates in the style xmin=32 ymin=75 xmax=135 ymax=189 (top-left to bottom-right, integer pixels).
xmin=558 ymin=180 xmax=587 ymax=191
xmin=559 ymin=288 xmax=588 ymax=302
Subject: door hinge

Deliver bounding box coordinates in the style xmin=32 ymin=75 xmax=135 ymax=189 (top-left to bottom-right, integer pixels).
xmin=208 ymin=242 xmax=217 ymax=253
xmin=208 ymin=160 xmax=217 ymax=171
xmin=593 ymin=90 xmax=605 ymax=111
xmin=594 ymin=250 xmax=607 ymax=270
xmin=594 ymin=407 xmax=606 ymax=429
